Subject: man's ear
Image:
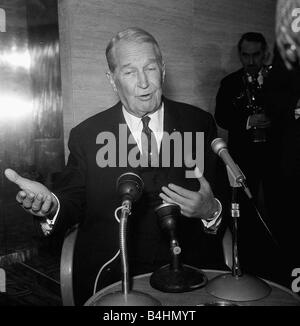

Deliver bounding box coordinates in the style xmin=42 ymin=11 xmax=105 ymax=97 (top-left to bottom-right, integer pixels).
xmin=106 ymin=71 xmax=117 ymax=92
xmin=161 ymin=62 xmax=166 ymax=83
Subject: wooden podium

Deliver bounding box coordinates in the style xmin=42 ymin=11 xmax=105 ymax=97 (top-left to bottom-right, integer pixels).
xmin=85 ymin=269 xmax=300 ymax=306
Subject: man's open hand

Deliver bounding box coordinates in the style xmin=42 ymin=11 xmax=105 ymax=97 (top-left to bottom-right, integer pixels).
xmin=4 ymin=168 xmax=58 ymax=218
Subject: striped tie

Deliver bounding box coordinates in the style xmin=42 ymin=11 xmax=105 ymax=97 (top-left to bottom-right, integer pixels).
xmin=141 ymin=116 xmax=159 ymax=167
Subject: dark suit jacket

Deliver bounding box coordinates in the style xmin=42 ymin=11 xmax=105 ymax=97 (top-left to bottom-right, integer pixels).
xmin=53 ymin=97 xmax=226 ymax=305
xmin=214 ymin=69 xmax=255 ymax=162
xmin=214 ymin=69 xmax=274 ymax=184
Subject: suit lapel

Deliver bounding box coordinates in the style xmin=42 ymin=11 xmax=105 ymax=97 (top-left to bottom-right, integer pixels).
xmin=162 ymin=98 xmax=198 ymax=190
xmin=161 ymin=98 xmax=185 ymax=184
xmin=113 ymin=102 xmax=141 ymax=172
xmin=163 ymin=97 xmax=182 ymax=135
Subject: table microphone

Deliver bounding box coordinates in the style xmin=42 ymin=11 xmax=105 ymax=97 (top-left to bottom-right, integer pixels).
xmin=211 ymin=138 xmax=252 ymax=199
xmin=206 ymin=139 xmax=272 ymax=301
xmin=150 ymin=203 xmax=207 ymax=293
xmin=116 ymin=172 xmax=144 ymax=209
xmin=85 ymin=172 xmax=161 ymax=306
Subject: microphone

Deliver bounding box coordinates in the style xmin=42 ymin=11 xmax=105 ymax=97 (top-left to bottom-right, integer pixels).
xmin=150 ymin=203 xmax=207 ymax=293
xmin=155 ymin=203 xmax=182 ymax=258
xmin=116 ymin=172 xmax=144 ymax=207
xmin=211 ymin=138 xmax=252 ymax=199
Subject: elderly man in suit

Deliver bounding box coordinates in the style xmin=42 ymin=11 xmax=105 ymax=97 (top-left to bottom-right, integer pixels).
xmin=4 ymin=27 xmax=225 ymax=305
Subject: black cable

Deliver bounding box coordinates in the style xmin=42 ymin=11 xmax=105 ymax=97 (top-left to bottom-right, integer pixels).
xmin=247 ymin=196 xmax=280 ymax=249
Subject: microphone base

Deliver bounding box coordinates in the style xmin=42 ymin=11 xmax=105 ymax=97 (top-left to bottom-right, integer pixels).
xmin=84 ymin=290 xmax=161 ymax=306
xmin=205 ymin=272 xmax=271 ymax=301
xmin=150 ymin=264 xmax=208 ymax=293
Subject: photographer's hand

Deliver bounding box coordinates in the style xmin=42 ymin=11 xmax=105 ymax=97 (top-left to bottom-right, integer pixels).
xmin=248 ymin=113 xmax=271 ymax=128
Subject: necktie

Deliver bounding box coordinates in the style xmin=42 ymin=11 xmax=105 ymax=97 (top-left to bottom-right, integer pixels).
xmin=141 ymin=116 xmax=159 ymax=167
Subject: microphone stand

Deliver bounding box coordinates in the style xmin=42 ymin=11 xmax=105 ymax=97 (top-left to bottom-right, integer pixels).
xmin=119 ymin=200 xmax=131 ymax=298
xmin=85 ymin=200 xmax=161 ymax=306
xmin=231 ymin=187 xmax=242 ymax=278
xmin=206 ymin=167 xmax=271 ymax=301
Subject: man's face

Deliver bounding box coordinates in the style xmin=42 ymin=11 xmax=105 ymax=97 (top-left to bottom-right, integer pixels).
xmin=107 ymin=40 xmax=165 ymax=118
xmin=239 ymin=40 xmax=266 ymax=74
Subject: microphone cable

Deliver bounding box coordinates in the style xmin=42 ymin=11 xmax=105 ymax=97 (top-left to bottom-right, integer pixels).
xmin=245 ymin=195 xmax=280 ymax=249
xmin=92 ymin=205 xmax=124 ymax=295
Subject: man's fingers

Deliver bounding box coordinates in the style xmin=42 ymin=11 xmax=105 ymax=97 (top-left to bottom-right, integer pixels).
xmin=22 ymin=192 xmax=35 ymax=209
xmin=31 ymin=193 xmax=44 ymax=212
xmin=16 ymin=191 xmax=27 ymax=204
xmin=194 ymin=166 xmax=203 ymax=179
xmin=16 ymin=191 xmax=55 ymax=217
xmin=5 ymin=169 xmax=19 ymax=183
xmin=159 ymin=193 xmax=189 ymax=216
xmin=161 ymin=186 xmax=191 ymax=206
xmin=41 ymin=195 xmax=53 ymax=214
xmin=159 ymin=192 xmax=179 ymax=206
xmin=198 ymin=175 xmax=209 ymax=187
xmin=5 ymin=168 xmax=31 ymax=190
xmin=194 ymin=167 xmax=210 ymax=192
xmin=167 ymin=183 xmax=195 ymax=199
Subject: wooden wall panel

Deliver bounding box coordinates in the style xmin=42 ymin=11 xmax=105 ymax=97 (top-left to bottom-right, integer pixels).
xmin=58 ymin=0 xmax=276 ymax=159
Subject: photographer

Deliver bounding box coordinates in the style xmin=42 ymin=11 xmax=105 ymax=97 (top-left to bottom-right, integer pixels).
xmin=214 ymin=32 xmax=280 ymax=283
xmin=214 ymin=32 xmax=272 ymax=211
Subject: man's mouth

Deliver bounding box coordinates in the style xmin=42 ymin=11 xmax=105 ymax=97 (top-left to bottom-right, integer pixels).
xmin=137 ymin=93 xmax=153 ymax=101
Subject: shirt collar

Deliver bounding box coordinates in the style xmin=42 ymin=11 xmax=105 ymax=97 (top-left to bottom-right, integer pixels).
xmin=122 ymin=103 xmax=164 ymax=151
xmin=122 ymin=103 xmax=164 ymax=133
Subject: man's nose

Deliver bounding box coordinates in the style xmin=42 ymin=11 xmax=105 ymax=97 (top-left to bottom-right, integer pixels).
xmin=137 ymin=71 xmax=149 ymax=88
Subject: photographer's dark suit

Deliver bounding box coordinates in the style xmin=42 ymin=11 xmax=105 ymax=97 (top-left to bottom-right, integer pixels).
xmin=214 ymin=69 xmax=279 ymax=283
xmin=53 ymin=97 xmax=226 ymax=305
xmin=214 ymin=68 xmax=272 ymax=192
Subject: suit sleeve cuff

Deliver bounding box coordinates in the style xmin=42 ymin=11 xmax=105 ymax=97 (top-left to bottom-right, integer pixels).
xmin=201 ymin=198 xmax=222 ymax=234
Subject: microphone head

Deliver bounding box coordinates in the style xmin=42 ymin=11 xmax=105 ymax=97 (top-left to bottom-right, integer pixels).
xmin=211 ymin=138 xmax=227 ymax=155
xmin=116 ymin=172 xmax=144 ymax=203
xmin=155 ymin=203 xmax=180 ymax=232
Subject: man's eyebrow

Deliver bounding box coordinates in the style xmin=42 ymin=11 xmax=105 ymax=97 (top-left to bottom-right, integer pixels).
xmin=120 ymin=58 xmax=159 ymax=70
xmin=120 ymin=63 xmax=133 ymax=70
xmin=145 ymin=59 xmax=159 ymax=66
xmin=146 ymin=58 xmax=158 ymax=63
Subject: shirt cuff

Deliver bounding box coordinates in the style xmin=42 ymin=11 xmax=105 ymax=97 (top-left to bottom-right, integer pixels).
xmin=40 ymin=193 xmax=60 ymax=236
